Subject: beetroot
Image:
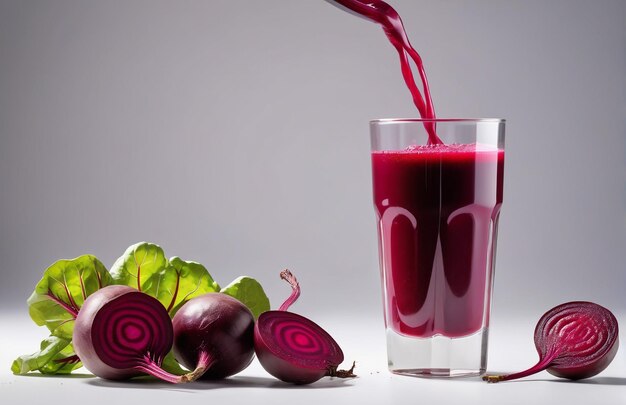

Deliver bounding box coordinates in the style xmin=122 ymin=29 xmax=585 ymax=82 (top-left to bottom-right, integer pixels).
xmin=73 ymin=285 xmax=186 ymax=383
xmin=254 ymin=270 xmax=355 ymax=384
xmin=484 ymin=301 xmax=619 ymax=382
xmin=171 ymin=293 xmax=256 ymax=380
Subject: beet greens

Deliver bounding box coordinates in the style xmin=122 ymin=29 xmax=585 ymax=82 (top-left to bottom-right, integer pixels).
xmin=12 ymin=255 xmax=112 ymax=374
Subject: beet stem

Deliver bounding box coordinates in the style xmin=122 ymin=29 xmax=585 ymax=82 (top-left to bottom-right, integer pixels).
xmin=54 ymin=355 xmax=80 ymax=365
xmin=180 ymin=350 xmax=215 ymax=382
xmin=166 ymin=270 xmax=181 ymax=313
xmin=327 ymin=361 xmax=357 ymax=379
xmin=278 ymin=269 xmax=300 ymax=311
xmin=483 ymin=347 xmax=559 ymax=383
xmin=135 ymin=355 xmax=186 ymax=384
xmin=46 ymin=290 xmax=79 ymax=318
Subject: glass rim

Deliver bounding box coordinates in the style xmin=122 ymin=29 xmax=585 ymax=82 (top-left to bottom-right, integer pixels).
xmin=370 ymin=118 xmax=505 ymax=124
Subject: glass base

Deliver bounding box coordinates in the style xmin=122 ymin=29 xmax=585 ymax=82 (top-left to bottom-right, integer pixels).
xmin=386 ymin=327 xmax=488 ymax=377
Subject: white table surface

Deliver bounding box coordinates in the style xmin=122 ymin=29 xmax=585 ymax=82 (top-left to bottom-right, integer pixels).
xmin=1 ymin=311 xmax=624 ymax=405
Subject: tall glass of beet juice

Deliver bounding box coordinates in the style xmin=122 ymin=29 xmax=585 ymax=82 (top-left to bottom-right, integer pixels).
xmin=371 ymin=118 xmax=505 ymax=377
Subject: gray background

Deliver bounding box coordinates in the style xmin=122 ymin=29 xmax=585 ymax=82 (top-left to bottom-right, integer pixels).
xmin=0 ymin=0 xmax=624 ymax=321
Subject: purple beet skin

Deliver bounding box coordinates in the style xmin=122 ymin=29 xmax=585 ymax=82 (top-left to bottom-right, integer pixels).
xmin=172 ymin=293 xmax=255 ymax=380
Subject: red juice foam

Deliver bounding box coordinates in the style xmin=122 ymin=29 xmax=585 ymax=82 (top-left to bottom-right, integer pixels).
xmin=372 ymin=144 xmax=504 ymax=338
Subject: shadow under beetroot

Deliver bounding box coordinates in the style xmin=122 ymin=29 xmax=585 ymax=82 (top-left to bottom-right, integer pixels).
xmin=548 ymin=376 xmax=626 ymax=386
xmin=481 ymin=372 xmax=626 ymax=386
xmin=86 ymin=374 xmax=356 ymax=391
xmin=18 ymin=373 xmax=95 ymax=379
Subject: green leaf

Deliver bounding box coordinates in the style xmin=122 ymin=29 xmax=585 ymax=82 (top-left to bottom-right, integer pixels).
xmin=162 ymin=257 xmax=221 ymax=315
xmin=111 ymin=244 xmax=221 ymax=314
xmin=110 ymin=242 xmax=168 ymax=294
xmin=27 ymin=255 xmax=112 ymax=339
xmin=220 ymin=276 xmax=270 ymax=319
xmin=161 ymin=351 xmax=187 ymax=375
xmin=11 ymin=336 xmax=82 ymax=375
xmin=18 ymin=254 xmax=109 ymax=375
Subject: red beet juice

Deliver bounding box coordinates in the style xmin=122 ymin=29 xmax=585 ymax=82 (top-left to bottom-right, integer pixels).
xmin=372 ymin=144 xmax=504 ymax=338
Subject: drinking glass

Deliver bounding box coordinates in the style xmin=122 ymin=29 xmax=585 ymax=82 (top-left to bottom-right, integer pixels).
xmin=370 ymin=118 xmax=505 ymax=377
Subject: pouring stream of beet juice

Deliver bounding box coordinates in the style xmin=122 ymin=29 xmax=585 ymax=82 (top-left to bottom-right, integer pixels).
xmin=327 ymin=0 xmax=442 ymax=144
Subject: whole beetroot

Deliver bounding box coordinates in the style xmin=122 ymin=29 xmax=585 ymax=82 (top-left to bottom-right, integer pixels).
xmin=172 ymin=293 xmax=255 ymax=380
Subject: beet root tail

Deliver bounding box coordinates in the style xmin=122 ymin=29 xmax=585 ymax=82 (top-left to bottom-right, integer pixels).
xmin=135 ymin=357 xmax=187 ymax=384
xmin=180 ymin=351 xmax=214 ymax=383
xmin=327 ymin=361 xmax=357 ymax=379
xmin=483 ymin=350 xmax=557 ymax=383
